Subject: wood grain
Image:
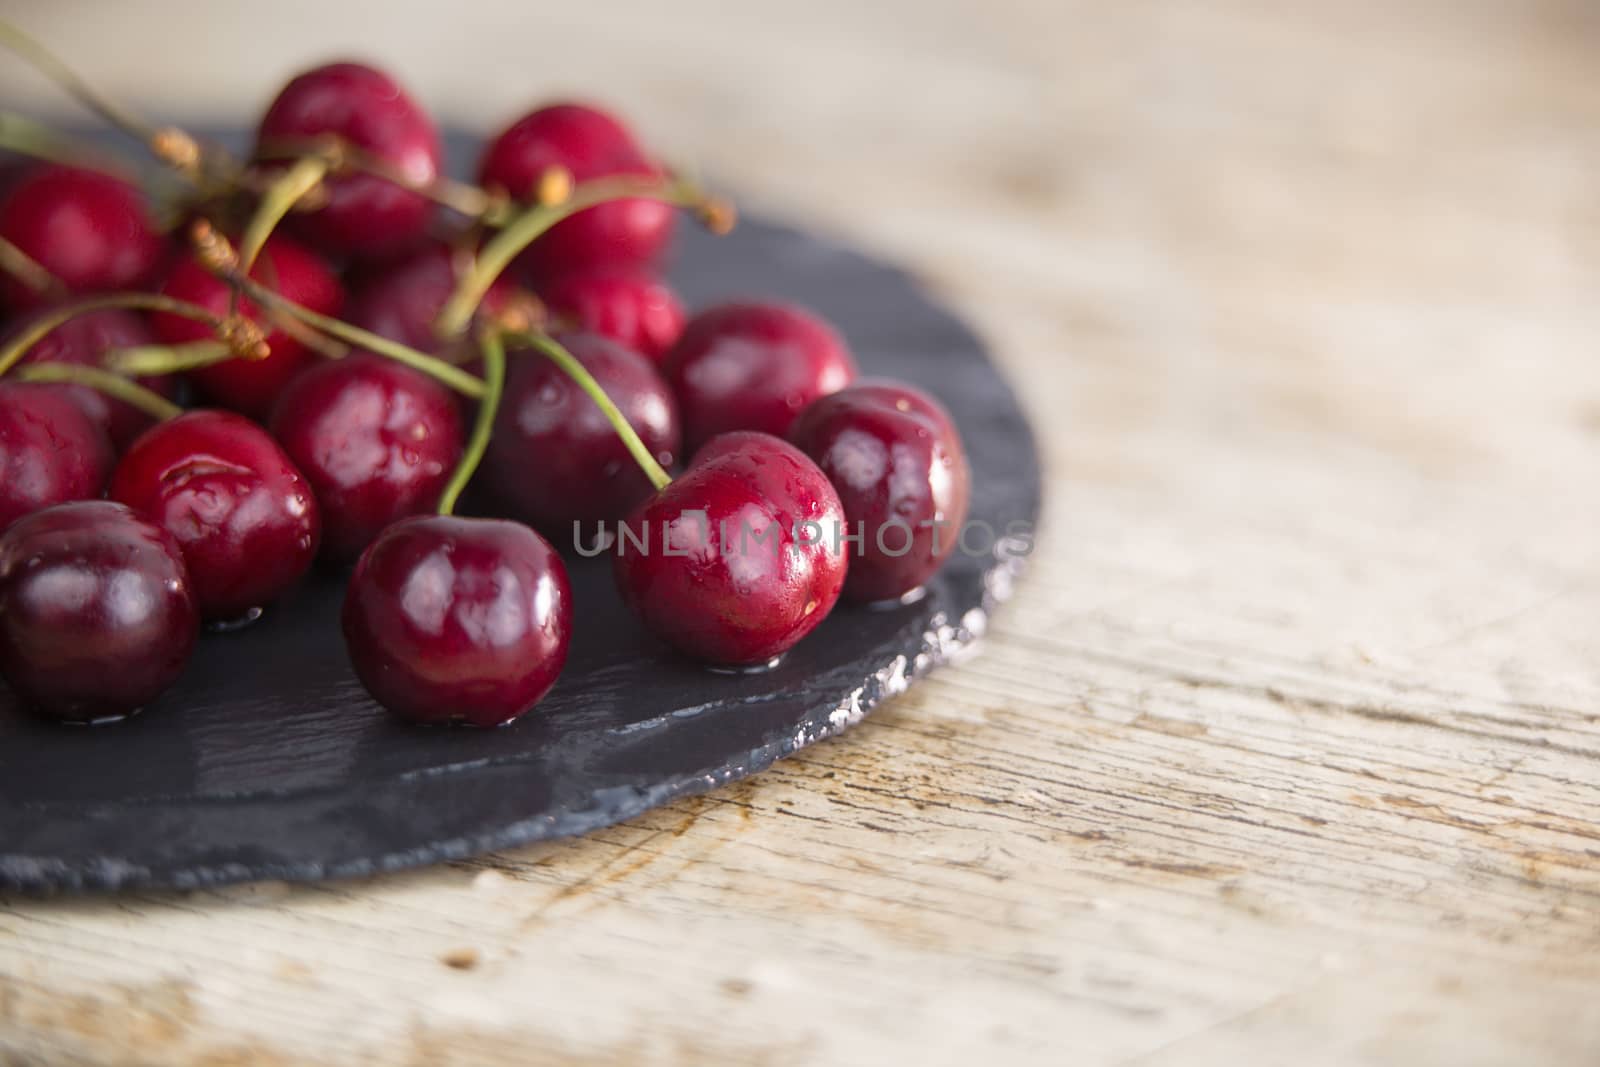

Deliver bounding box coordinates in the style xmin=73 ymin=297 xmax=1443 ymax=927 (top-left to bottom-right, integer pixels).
xmin=1 ymin=0 xmax=1598 ymax=1063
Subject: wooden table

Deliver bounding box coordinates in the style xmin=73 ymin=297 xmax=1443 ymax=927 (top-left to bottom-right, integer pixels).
xmin=1 ymin=1 xmax=1597 ymax=1063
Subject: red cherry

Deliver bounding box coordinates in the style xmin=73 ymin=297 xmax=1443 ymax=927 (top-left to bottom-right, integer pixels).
xmin=664 ymin=302 xmax=857 ymax=456
xmin=0 ymin=165 xmax=164 ymax=311
xmin=7 ymin=308 xmax=176 ymax=449
xmin=0 ymin=382 xmax=113 ymax=532
xmin=478 ymin=103 xmax=675 ymax=280
xmin=538 ymin=268 xmax=685 ymax=364
xmin=151 ymin=234 xmax=343 ymax=419
xmin=613 ymin=431 xmax=847 ymax=666
xmin=789 ymin=380 xmax=971 ymax=603
xmin=0 ymin=501 xmax=198 ymax=721
xmin=269 ymin=353 xmax=463 ymax=561
xmin=343 ymin=516 xmax=572 ymax=726
xmin=110 ymin=410 xmax=320 ymax=621
xmin=256 ymin=61 xmax=442 ymax=259
xmin=481 ymin=332 xmax=679 ymax=533
xmin=344 ymin=242 xmax=514 ymax=356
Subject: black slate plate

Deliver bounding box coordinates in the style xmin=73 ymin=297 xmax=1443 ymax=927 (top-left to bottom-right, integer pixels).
xmin=0 ymin=138 xmax=1040 ymax=893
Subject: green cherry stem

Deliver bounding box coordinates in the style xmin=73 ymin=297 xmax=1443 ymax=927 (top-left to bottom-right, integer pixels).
xmin=238 ymin=155 xmax=329 ymax=276
xmin=0 ymin=111 xmax=147 ymax=179
xmin=515 ymin=330 xmax=672 ymax=491
xmin=0 ymin=20 xmax=158 ymax=143
xmin=0 ymin=233 xmax=63 ymax=298
xmin=223 ymin=270 xmax=486 ymax=399
xmin=437 ymin=331 xmax=507 ymax=516
xmin=0 ymin=293 xmax=221 ymax=379
xmin=12 ymin=362 xmax=182 ymax=421
xmin=254 ymin=136 xmax=503 ymax=222
xmin=435 ymin=174 xmax=733 ymax=339
xmin=107 ymin=340 xmax=234 ymax=377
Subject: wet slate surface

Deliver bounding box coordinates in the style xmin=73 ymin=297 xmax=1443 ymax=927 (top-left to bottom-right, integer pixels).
xmin=0 ymin=139 xmax=1041 ymax=892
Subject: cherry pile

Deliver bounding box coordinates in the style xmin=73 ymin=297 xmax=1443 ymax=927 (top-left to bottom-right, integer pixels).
xmin=0 ymin=30 xmax=972 ymax=727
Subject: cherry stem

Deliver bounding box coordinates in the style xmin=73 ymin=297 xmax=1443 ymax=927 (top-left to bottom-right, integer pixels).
xmin=0 ymin=234 xmax=62 ymax=297
xmin=0 ymin=111 xmax=148 ymax=181
xmin=515 ymin=330 xmax=672 ymax=492
xmin=107 ymin=340 xmax=233 ymax=377
xmin=437 ymin=331 xmax=506 ymax=516
xmin=12 ymin=362 xmax=182 ymax=421
xmin=0 ymin=19 xmax=157 ymax=143
xmin=223 ymin=269 xmax=486 ymax=399
xmin=0 ymin=293 xmax=221 ymax=379
xmin=435 ymin=174 xmax=731 ymax=339
xmin=238 ymin=155 xmax=329 ymax=277
xmin=254 ymin=137 xmax=502 ymax=222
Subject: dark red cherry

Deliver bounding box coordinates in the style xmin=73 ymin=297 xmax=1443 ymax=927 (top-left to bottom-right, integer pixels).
xmin=538 ymin=268 xmax=685 ymax=364
xmin=664 ymin=302 xmax=857 ymax=456
xmin=0 ymin=500 xmax=198 ymax=722
xmin=151 ymin=234 xmax=343 ymax=419
xmin=613 ymin=432 xmax=847 ymax=666
xmin=789 ymin=380 xmax=971 ymax=603
xmin=256 ymin=61 xmax=442 ymax=259
xmin=269 ymin=353 xmax=463 ymax=561
xmin=478 ymin=103 xmax=675 ymax=280
xmin=110 ymin=410 xmax=320 ymax=621
xmin=8 ymin=308 xmax=176 ymax=449
xmin=481 ymin=332 xmax=679 ymax=533
xmin=0 ymin=165 xmax=164 ymax=311
xmin=343 ymin=516 xmax=572 ymax=726
xmin=0 ymin=382 xmax=113 ymax=532
xmin=344 ymin=242 xmax=515 ymax=357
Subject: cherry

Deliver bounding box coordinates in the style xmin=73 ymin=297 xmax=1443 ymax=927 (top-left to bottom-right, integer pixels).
xmin=256 ymin=61 xmax=442 ymax=260
xmin=150 ymin=233 xmax=343 ymax=419
xmin=0 ymin=382 xmax=113 ymax=532
xmin=613 ymin=431 xmax=847 ymax=666
xmin=0 ymin=501 xmax=198 ymax=722
xmin=0 ymin=165 xmax=165 ymax=312
xmin=478 ymin=103 xmax=674 ymax=280
xmin=343 ymin=515 xmax=572 ymax=726
xmin=789 ymin=380 xmax=971 ymax=603
xmin=664 ymin=302 xmax=857 ymax=456
xmin=110 ymin=410 xmax=320 ymax=622
xmin=269 ymin=353 xmax=463 ymax=561
xmin=538 ymin=268 xmax=685 ymax=364
xmin=8 ymin=308 xmax=176 ymax=449
xmin=344 ymin=242 xmax=514 ymax=357
xmin=481 ymin=332 xmax=679 ymax=533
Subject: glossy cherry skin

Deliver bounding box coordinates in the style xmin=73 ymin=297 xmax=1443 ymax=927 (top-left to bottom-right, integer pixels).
xmin=0 ymin=501 xmax=198 ymax=721
xmin=613 ymin=432 xmax=847 ymax=666
xmin=270 ymin=353 xmax=463 ymax=561
xmin=664 ymin=302 xmax=858 ymax=456
xmin=789 ymin=380 xmax=971 ymax=603
xmin=0 ymin=383 xmax=113 ymax=532
xmin=538 ymin=268 xmax=685 ymax=364
xmin=344 ymin=242 xmax=514 ymax=357
xmin=343 ymin=516 xmax=572 ymax=726
xmin=482 ymin=332 xmax=679 ymax=533
xmin=0 ymin=165 xmax=164 ymax=311
xmin=151 ymin=234 xmax=343 ymax=420
xmin=9 ymin=308 xmax=176 ymax=449
xmin=478 ymin=103 xmax=675 ymax=280
xmin=257 ymin=61 xmax=442 ymax=259
xmin=110 ymin=410 xmax=320 ymax=621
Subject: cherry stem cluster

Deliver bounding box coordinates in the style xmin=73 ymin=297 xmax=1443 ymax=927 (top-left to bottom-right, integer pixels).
xmin=0 ymin=293 xmax=221 ymax=379
xmin=435 ymin=174 xmax=733 ymax=339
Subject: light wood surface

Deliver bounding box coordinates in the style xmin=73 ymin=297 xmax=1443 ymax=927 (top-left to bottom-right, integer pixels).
xmin=2 ymin=1 xmax=1599 ymax=1064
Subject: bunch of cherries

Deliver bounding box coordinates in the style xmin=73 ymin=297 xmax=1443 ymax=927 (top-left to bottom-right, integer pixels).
xmin=0 ymin=37 xmax=971 ymax=728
